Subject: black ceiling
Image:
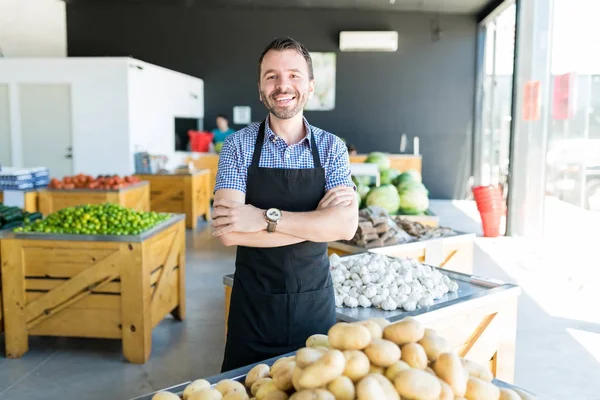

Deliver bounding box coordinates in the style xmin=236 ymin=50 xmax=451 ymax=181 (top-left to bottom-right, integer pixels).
xmin=64 ymin=0 xmax=499 ymax=15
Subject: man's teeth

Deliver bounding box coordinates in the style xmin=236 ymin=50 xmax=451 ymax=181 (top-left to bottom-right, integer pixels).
xmin=276 ymin=96 xmax=294 ymax=101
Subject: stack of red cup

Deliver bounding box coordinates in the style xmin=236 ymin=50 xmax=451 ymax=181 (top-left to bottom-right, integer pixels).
xmin=472 ymin=185 xmax=505 ymax=237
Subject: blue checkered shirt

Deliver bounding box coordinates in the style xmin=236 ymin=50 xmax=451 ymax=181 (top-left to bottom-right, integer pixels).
xmin=215 ymin=116 xmax=354 ymax=194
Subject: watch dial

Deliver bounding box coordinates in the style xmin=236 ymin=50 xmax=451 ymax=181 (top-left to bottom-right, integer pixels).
xmin=267 ymin=209 xmax=281 ymax=219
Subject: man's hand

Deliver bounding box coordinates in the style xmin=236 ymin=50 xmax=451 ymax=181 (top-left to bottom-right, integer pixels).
xmin=211 ymin=198 xmax=266 ymax=237
xmin=318 ymin=186 xmax=356 ymax=209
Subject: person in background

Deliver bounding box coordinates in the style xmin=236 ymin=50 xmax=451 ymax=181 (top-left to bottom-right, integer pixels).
xmin=212 ymin=114 xmax=236 ymax=144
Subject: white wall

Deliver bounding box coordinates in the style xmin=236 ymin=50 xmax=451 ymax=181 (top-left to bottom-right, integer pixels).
xmin=127 ymin=59 xmax=204 ymax=171
xmin=0 ymin=58 xmax=131 ymax=175
xmin=0 ymin=0 xmax=67 ymax=57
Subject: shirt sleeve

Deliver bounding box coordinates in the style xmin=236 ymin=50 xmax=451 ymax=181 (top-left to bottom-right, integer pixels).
xmin=214 ymin=135 xmax=246 ymax=194
xmin=325 ymin=137 xmax=356 ymax=192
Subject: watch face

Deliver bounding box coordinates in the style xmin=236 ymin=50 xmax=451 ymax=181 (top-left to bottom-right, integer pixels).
xmin=266 ymin=208 xmax=282 ymax=221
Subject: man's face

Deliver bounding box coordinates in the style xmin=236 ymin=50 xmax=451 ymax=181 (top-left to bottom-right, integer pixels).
xmin=258 ymin=49 xmax=314 ymax=120
xmin=216 ymin=116 xmax=228 ymax=131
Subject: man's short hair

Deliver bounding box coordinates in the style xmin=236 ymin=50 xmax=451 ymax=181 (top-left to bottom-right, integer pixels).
xmin=258 ymin=36 xmax=314 ymax=81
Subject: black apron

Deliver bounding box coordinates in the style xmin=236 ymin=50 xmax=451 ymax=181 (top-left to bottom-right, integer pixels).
xmin=221 ymin=121 xmax=336 ymax=372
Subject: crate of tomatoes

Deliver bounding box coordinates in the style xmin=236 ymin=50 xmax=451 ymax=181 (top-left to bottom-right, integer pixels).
xmin=48 ymin=174 xmax=142 ymax=191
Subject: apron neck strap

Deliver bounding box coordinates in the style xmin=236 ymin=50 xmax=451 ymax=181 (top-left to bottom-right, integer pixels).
xmin=251 ymin=119 xmax=322 ymax=169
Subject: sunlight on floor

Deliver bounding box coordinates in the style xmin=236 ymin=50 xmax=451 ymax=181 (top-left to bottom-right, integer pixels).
xmin=567 ymin=328 xmax=600 ymax=365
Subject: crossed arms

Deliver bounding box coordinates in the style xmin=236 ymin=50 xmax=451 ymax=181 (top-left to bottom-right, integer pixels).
xmin=212 ymin=186 xmax=359 ymax=247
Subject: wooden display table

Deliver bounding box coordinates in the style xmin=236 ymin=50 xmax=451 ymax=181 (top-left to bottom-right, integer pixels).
xmin=0 ymin=214 xmax=186 ymax=363
xmin=136 ymin=171 xmax=211 ymax=229
xmin=222 ymin=265 xmax=520 ymax=383
xmin=350 ymin=154 xmax=422 ymax=174
xmin=186 ymin=154 xmax=218 ymax=199
xmin=328 ymin=233 xmax=475 ymax=275
xmin=38 ymin=181 xmax=150 ymax=215
xmin=0 ymin=229 xmax=10 ymax=334
xmin=0 ymin=191 xmax=39 ymax=213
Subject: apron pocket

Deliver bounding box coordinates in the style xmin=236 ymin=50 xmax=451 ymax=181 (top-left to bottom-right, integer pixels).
xmin=287 ymin=285 xmax=336 ymax=347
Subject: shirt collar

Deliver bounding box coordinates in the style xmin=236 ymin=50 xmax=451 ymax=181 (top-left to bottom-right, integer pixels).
xmin=265 ymin=115 xmax=313 ymax=147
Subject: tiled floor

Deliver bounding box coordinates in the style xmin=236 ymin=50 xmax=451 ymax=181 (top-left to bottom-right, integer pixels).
xmin=0 ymin=201 xmax=595 ymax=399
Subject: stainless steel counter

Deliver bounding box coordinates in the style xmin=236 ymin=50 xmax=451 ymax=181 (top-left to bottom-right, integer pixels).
xmin=6 ymin=213 xmax=185 ymax=243
xmin=223 ymin=264 xmax=519 ymax=324
xmin=328 ymin=231 xmax=476 ymax=254
xmin=130 ymin=351 xmax=545 ymax=400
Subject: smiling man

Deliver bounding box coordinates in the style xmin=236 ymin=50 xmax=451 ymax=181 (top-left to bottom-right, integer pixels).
xmin=212 ymin=37 xmax=359 ymax=372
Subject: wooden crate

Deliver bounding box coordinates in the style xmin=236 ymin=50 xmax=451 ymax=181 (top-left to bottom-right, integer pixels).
xmin=0 ymin=215 xmax=186 ymax=363
xmin=0 ymin=191 xmax=39 ymax=213
xmin=136 ymin=171 xmax=211 ymax=229
xmin=328 ymin=233 xmax=475 ymax=275
xmin=350 ymin=154 xmax=422 ymax=174
xmin=186 ymin=155 xmax=219 ymax=199
xmin=38 ymin=181 xmax=150 ymax=215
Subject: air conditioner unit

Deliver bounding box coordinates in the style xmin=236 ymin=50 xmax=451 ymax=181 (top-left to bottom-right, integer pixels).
xmin=339 ymin=31 xmax=398 ymax=52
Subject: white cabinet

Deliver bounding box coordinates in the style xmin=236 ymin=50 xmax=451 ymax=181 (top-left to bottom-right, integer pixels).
xmin=0 ymin=57 xmax=204 ymax=177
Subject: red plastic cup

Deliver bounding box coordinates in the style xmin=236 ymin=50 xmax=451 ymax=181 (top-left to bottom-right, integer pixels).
xmin=480 ymin=211 xmax=501 ymax=237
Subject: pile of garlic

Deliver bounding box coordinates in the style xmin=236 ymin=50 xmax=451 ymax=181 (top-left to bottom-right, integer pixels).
xmin=329 ymin=253 xmax=459 ymax=312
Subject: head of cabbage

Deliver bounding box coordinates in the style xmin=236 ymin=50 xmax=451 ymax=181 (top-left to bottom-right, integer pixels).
xmin=365 ymin=184 xmax=401 ymax=214
xmin=365 ymin=152 xmax=391 ymax=171
xmin=398 ymin=184 xmax=429 ymax=215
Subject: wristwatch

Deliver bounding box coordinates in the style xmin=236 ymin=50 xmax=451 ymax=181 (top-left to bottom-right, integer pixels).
xmin=265 ymin=208 xmax=282 ymax=233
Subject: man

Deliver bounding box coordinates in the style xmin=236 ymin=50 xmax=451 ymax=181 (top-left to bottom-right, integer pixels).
xmin=211 ymin=114 xmax=236 ymax=144
xmin=212 ymin=36 xmax=359 ymax=372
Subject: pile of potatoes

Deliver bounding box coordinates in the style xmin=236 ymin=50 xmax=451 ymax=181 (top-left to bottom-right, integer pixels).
xmin=151 ymin=317 xmax=535 ymax=400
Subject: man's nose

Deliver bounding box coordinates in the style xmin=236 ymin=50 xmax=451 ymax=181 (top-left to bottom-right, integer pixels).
xmin=275 ymin=76 xmax=292 ymax=90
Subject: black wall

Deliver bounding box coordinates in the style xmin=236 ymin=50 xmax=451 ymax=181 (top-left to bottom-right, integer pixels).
xmin=66 ymin=5 xmax=477 ymax=199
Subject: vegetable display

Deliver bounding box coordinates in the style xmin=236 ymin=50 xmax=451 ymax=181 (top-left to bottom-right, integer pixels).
xmin=151 ymin=317 xmax=534 ymax=400
xmin=13 ymin=204 xmax=169 ymax=235
xmin=0 ymin=204 xmax=43 ymax=230
xmin=361 ymin=152 xmax=429 ymax=216
xmin=329 ymin=253 xmax=459 ymax=312
xmin=48 ymin=174 xmax=142 ymax=190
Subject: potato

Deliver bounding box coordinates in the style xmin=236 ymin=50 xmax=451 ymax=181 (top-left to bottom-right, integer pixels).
xmin=401 ymin=343 xmax=428 ymax=370
xmin=354 ymin=320 xmax=383 ymax=340
xmin=152 ymin=392 xmax=180 ymax=400
xmin=465 ymin=377 xmax=500 ymax=400
xmin=370 ymin=373 xmax=400 ymax=400
xmin=327 ymin=376 xmax=356 ymax=400
xmin=461 ymin=359 xmax=494 ymax=382
xmin=299 ymin=349 xmax=346 ymax=388
xmin=246 ymin=365 xmax=271 ymax=388
xmin=184 ymin=380 xmax=212 ymax=399
xmin=343 ymin=350 xmax=371 ymax=382
xmin=296 ymin=347 xmax=327 ymax=368
xmin=368 ymin=317 xmax=391 ymax=330
xmin=262 ymin=390 xmax=288 ymax=400
xmin=216 ymin=380 xmax=247 ymax=397
xmin=425 ymin=367 xmax=436 ymax=376
xmin=306 ymin=334 xmax=330 ymax=348
xmin=290 ymin=389 xmax=335 ymax=400
xmin=292 ymin=366 xmax=305 ymax=391
xmin=437 ymin=378 xmax=454 ymax=400
xmin=383 ymin=317 xmax=425 ymax=346
xmin=223 ymin=393 xmax=249 ymax=400
xmin=188 ymin=389 xmax=224 ymax=400
xmin=364 ymin=339 xmax=401 ymax=367
xmin=418 ymin=332 xmax=451 ymax=362
xmin=328 ymin=323 xmax=372 ymax=350
xmin=251 ymin=378 xmax=273 ymax=397
xmin=433 ymin=353 xmax=467 ymax=397
xmin=394 ymin=369 xmax=441 ymax=400
xmin=385 ymin=360 xmax=411 ymax=381
xmin=270 ymin=357 xmax=295 ymax=377
xmin=499 ymin=388 xmax=521 ymax=400
xmin=256 ymin=381 xmax=279 ymax=400
xmin=369 ymin=364 xmax=385 ymax=375
xmin=273 ymin=361 xmax=296 ymax=392
xmin=356 ymin=375 xmax=387 ymax=400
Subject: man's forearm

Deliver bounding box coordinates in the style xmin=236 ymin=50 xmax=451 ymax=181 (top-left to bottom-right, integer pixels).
xmin=276 ymin=204 xmax=358 ymax=243
xmin=220 ymin=231 xmax=305 ymax=248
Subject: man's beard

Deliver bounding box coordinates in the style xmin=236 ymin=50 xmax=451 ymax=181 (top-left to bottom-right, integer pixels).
xmin=260 ymin=88 xmax=309 ymax=120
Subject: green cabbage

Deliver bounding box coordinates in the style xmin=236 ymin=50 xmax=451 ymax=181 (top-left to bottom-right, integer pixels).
xmin=398 ymin=184 xmax=429 ymax=215
xmin=380 ymin=168 xmax=401 ymax=185
xmin=365 ymin=152 xmax=391 ymax=171
xmin=393 ymin=169 xmax=422 ymax=186
xmin=366 ymin=184 xmax=401 ymax=214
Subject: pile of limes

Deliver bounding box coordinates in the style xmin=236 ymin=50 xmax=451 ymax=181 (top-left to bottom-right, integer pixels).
xmin=13 ymin=203 xmax=170 ymax=236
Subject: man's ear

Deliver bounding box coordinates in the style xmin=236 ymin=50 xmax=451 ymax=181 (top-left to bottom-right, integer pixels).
xmin=308 ymin=79 xmax=315 ymax=99
xmin=258 ymin=83 xmax=263 ymax=101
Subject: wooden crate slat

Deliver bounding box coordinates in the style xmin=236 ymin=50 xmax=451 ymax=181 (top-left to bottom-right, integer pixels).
xmin=26 ymin=292 xmax=121 ymax=310
xmin=2 ymin=239 xmax=30 ymax=357
xmin=29 ymin=308 xmax=121 ymax=339
xmin=150 ymin=231 xmax=181 ymax=305
xmin=23 ymin=247 xmax=116 ymax=277
xmin=146 ymin=231 xmax=177 ymax=268
xmin=25 ymin=249 xmax=122 ymax=328
xmin=122 ymin=182 xmax=150 ymax=211
xmin=25 ymin=278 xmax=121 ymax=294
xmin=151 ymin=268 xmax=179 ymax=328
